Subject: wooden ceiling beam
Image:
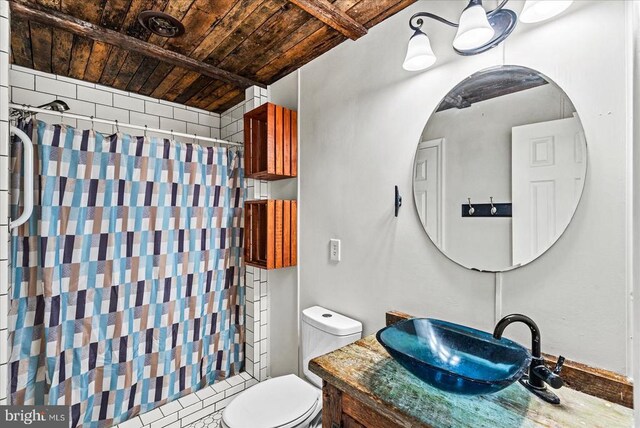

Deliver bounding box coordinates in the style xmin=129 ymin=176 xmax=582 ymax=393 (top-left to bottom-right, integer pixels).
xmin=10 ymin=0 xmax=266 ymax=89
xmin=288 ymin=0 xmax=367 ymax=40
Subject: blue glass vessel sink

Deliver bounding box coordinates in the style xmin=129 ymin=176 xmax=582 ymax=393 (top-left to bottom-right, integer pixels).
xmin=376 ymin=318 xmax=531 ymax=395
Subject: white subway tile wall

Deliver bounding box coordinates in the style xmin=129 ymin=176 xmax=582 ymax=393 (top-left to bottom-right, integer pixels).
xmin=0 ymin=0 xmax=11 ymax=406
xmin=1 ymin=59 xmax=272 ymax=426
xmin=221 ymin=87 xmax=272 ymax=383
xmin=8 ymin=65 xmax=222 ymax=142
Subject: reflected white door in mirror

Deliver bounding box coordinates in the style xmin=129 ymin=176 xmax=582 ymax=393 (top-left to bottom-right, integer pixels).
xmin=412 ymin=65 xmax=587 ymax=272
xmin=415 ymin=139 xmax=444 ymax=248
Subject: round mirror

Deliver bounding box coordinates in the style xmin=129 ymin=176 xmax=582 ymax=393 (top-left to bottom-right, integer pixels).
xmin=413 ymin=65 xmax=587 ymax=272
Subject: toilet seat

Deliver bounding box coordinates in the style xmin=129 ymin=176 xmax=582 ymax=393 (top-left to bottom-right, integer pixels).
xmin=221 ymin=375 xmax=321 ymax=428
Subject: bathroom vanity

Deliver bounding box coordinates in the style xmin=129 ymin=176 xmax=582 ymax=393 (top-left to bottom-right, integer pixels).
xmin=309 ymin=312 xmax=633 ymax=428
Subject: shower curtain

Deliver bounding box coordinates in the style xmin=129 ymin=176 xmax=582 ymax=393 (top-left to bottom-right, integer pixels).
xmin=9 ymin=120 xmax=245 ymax=428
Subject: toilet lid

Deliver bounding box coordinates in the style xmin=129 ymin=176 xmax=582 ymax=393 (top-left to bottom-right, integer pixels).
xmin=222 ymin=375 xmax=320 ymax=428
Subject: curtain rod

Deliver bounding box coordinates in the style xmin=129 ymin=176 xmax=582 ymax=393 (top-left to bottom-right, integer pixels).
xmin=9 ymin=103 xmax=242 ymax=147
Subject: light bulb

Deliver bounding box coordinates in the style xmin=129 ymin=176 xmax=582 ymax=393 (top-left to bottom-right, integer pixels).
xmin=453 ymin=3 xmax=495 ymax=51
xmin=520 ymin=0 xmax=574 ymax=23
xmin=403 ymin=30 xmax=437 ymax=71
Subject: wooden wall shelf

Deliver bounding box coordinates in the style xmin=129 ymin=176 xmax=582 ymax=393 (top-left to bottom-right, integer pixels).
xmin=244 ymin=103 xmax=297 ymax=180
xmin=245 ymin=200 xmax=297 ymax=270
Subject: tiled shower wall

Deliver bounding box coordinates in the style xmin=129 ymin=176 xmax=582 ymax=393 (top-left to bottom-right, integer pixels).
xmin=0 ymin=0 xmax=11 ymax=406
xmin=8 ymin=65 xmax=222 ymax=141
xmin=221 ymin=87 xmax=271 ymax=381
xmin=0 ymin=50 xmax=272 ymax=427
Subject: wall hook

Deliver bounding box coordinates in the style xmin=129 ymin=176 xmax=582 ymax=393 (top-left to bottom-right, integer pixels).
xmin=90 ymin=115 xmax=95 ymax=132
xmin=461 ymin=200 xmax=512 ymax=217
xmin=395 ymin=185 xmax=402 ymax=217
xmin=144 ymin=125 xmax=148 ymax=137
xmin=115 ymin=119 xmax=120 ymax=133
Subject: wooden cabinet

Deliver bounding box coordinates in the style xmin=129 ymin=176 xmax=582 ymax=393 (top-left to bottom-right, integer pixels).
xmin=244 ymin=199 xmax=297 ymax=269
xmin=323 ymin=383 xmax=402 ymax=428
xmin=244 ymin=102 xmax=297 ymax=180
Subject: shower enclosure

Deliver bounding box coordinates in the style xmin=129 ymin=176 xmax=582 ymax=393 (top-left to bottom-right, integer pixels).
xmin=9 ymin=118 xmax=245 ymax=428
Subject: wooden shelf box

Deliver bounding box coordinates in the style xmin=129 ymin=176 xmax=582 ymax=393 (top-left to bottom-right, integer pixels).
xmin=244 ymin=200 xmax=297 ymax=269
xmin=244 ymin=103 xmax=297 ymax=180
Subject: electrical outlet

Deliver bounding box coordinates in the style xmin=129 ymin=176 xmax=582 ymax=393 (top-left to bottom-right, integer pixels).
xmin=330 ymin=239 xmax=341 ymax=262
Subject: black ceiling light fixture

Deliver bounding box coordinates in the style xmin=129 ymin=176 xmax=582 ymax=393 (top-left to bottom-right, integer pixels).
xmin=403 ymin=0 xmax=574 ymax=71
xmin=138 ymin=11 xmax=185 ymax=38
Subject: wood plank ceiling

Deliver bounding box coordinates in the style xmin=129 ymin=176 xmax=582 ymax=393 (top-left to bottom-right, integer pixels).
xmin=10 ymin=0 xmax=415 ymax=113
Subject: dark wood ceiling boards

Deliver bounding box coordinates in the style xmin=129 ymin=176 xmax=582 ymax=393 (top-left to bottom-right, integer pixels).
xmin=9 ymin=0 xmax=415 ymax=113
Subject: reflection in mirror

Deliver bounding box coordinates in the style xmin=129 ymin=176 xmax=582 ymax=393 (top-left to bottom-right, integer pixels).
xmin=413 ymin=66 xmax=587 ymax=272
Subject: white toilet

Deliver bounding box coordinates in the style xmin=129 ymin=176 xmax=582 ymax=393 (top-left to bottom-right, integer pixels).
xmin=221 ymin=306 xmax=362 ymax=428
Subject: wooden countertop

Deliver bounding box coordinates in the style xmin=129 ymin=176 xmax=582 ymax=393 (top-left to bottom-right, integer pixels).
xmin=309 ymin=335 xmax=633 ymax=428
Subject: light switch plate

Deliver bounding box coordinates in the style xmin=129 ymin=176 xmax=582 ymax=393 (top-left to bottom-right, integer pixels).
xmin=330 ymin=239 xmax=341 ymax=262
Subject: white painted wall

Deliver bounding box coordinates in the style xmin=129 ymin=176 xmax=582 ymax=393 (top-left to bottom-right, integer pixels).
xmin=630 ymin=0 xmax=640 ymax=416
xmin=294 ymin=0 xmax=630 ymax=375
xmin=421 ymin=83 xmax=575 ymax=271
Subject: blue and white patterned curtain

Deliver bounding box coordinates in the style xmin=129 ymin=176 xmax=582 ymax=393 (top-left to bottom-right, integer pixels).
xmin=9 ymin=120 xmax=245 ymax=428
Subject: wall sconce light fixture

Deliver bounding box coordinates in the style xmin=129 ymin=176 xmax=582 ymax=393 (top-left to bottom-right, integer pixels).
xmin=403 ymin=0 xmax=574 ymax=71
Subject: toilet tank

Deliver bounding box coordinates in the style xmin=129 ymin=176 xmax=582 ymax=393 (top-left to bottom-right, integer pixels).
xmin=301 ymin=306 xmax=362 ymax=388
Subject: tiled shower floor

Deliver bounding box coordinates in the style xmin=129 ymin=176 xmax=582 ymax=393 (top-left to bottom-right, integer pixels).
xmin=115 ymin=373 xmax=256 ymax=428
xmin=184 ymin=411 xmax=222 ymax=428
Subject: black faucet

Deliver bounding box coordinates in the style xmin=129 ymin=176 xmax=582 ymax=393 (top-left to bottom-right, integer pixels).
xmin=493 ymin=314 xmax=565 ymax=404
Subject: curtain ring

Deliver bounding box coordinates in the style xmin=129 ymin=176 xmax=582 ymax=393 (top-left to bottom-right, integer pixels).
xmin=468 ymin=198 xmax=475 ymax=216
xmin=115 ymin=119 xmax=120 ymax=133
xmin=21 ymin=104 xmax=30 ymax=120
